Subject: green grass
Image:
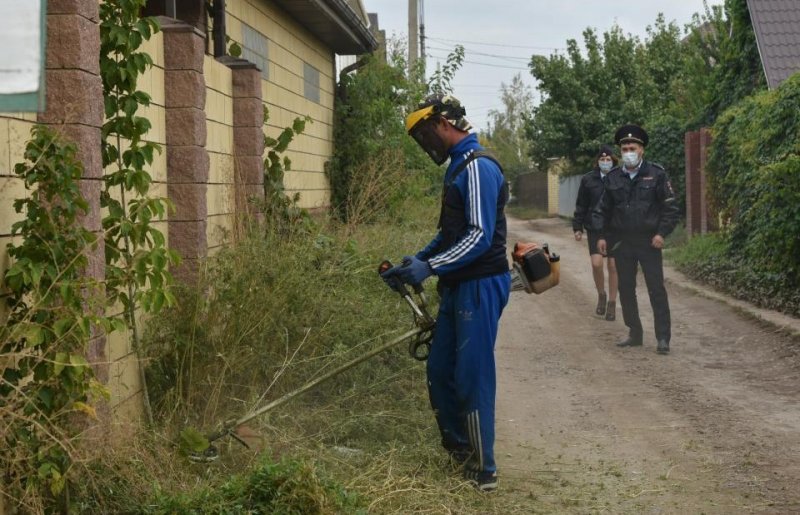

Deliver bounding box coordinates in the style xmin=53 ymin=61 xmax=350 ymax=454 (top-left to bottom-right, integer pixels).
xmin=666 ymin=231 xmax=800 ymax=316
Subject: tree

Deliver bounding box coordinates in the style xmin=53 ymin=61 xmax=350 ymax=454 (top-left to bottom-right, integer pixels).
xmin=521 ymin=1 xmax=764 ymax=212
xmin=481 ymin=74 xmax=534 ymax=181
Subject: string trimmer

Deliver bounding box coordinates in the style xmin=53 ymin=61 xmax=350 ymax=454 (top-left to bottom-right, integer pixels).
xmin=190 ymin=243 xmax=558 ymax=461
xmin=189 ymin=260 xmax=435 ymax=461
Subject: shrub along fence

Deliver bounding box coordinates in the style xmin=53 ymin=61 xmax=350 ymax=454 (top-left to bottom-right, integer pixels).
xmin=672 ymin=72 xmax=800 ymax=316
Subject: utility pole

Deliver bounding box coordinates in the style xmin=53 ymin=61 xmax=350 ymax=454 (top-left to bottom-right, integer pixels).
xmin=419 ymin=0 xmax=426 ymax=78
xmin=408 ymin=0 xmax=418 ymax=76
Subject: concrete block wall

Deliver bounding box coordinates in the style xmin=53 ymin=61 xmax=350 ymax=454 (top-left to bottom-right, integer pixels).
xmin=226 ymin=0 xmax=336 ymax=209
xmin=204 ymin=56 xmax=236 ymax=254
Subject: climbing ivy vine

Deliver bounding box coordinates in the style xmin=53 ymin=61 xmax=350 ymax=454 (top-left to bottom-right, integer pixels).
xmin=259 ymin=106 xmax=312 ymax=235
xmin=99 ymin=0 xmax=178 ymax=423
xmin=1 ymin=126 xmax=112 ymax=509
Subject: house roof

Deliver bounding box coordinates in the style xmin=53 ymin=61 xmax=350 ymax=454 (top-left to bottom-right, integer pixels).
xmin=747 ymin=0 xmax=800 ymax=89
xmin=272 ymin=0 xmax=377 ymax=55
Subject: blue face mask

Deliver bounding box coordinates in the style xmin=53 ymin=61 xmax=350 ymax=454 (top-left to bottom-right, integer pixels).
xmin=622 ymin=151 xmax=640 ymax=168
xmin=599 ymin=161 xmax=613 ymax=173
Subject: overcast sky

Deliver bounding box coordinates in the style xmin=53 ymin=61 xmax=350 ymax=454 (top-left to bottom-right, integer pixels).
xmin=362 ymin=0 xmax=723 ymax=131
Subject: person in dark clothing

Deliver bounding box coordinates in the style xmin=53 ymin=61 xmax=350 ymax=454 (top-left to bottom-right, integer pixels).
xmin=381 ymin=94 xmax=510 ymax=491
xmin=573 ymin=144 xmax=619 ymax=321
xmin=597 ymin=124 xmax=680 ymax=354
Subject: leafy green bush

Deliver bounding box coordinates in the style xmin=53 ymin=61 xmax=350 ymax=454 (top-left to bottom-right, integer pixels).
xmin=707 ymin=72 xmax=800 ymax=290
xmin=646 ymin=113 xmax=687 ymax=214
xmin=327 ymin=54 xmax=437 ymax=224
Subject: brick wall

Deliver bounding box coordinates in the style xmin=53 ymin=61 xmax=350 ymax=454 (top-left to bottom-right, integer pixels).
xmin=684 ymin=128 xmax=715 ymax=236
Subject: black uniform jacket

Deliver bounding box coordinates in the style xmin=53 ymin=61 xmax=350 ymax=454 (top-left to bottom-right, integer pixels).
xmin=596 ymin=161 xmax=680 ymax=240
xmin=573 ymin=167 xmax=619 ymax=233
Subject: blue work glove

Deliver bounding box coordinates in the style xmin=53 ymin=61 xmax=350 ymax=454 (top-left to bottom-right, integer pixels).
xmin=397 ymin=256 xmax=434 ymax=286
xmin=380 ymin=264 xmax=403 ymax=292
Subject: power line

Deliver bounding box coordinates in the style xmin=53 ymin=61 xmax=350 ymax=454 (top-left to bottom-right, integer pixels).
xmin=427 ymin=35 xmax=563 ymax=51
xmin=427 ymin=53 xmax=530 ymax=71
xmin=426 ymin=44 xmax=532 ymax=63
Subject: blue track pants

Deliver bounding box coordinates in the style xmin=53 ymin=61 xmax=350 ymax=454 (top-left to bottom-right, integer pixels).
xmin=427 ymin=272 xmax=510 ymax=474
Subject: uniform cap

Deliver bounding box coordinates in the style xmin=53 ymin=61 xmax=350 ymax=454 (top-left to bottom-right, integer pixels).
xmin=614 ymin=124 xmax=649 ymax=146
xmin=597 ymin=144 xmax=616 ymax=159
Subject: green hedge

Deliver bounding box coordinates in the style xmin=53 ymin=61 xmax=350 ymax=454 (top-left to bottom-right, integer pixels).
xmin=676 ymin=72 xmax=800 ymax=315
xmin=708 ymin=72 xmax=800 ymax=284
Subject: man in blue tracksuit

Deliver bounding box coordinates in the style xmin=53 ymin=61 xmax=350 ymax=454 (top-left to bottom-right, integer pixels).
xmin=381 ymin=94 xmax=511 ymax=491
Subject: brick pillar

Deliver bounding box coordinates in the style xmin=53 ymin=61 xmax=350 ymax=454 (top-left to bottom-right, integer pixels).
xmin=684 ymin=130 xmax=701 ymax=236
xmin=38 ymin=1 xmax=107 ymax=385
xmin=218 ymin=57 xmax=264 ymax=218
xmin=162 ymin=20 xmax=209 ymax=283
xmin=698 ymin=128 xmax=715 ymax=232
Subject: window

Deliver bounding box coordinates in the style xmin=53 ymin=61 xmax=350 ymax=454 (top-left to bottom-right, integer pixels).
xmin=241 ymin=23 xmax=269 ymax=80
xmin=303 ymin=63 xmax=320 ymax=103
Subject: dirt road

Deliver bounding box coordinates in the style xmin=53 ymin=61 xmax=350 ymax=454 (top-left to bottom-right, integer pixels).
xmin=494 ymin=217 xmax=800 ymax=514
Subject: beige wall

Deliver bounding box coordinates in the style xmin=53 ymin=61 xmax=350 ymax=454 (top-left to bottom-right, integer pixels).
xmin=204 ymin=56 xmax=236 ymax=254
xmin=548 ymin=167 xmax=560 ymax=216
xmin=226 ymin=0 xmax=336 ymax=209
xmin=103 ymin=30 xmax=169 ymax=421
xmin=0 ymin=112 xmax=37 ymax=326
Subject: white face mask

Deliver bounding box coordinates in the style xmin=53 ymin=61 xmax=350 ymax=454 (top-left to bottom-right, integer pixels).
xmin=622 ymin=151 xmax=640 ymax=168
xmin=599 ymin=161 xmax=613 ymax=173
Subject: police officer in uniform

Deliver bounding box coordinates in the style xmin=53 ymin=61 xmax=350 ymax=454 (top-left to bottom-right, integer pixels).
xmin=573 ymin=144 xmax=620 ymax=321
xmin=381 ymin=94 xmax=510 ymax=491
xmin=597 ymin=125 xmax=679 ymax=354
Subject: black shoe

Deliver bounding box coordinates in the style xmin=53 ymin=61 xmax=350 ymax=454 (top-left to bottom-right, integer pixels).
xmin=605 ymin=301 xmax=616 ymax=321
xmin=465 ymin=469 xmax=498 ymax=492
xmin=448 ymin=447 xmax=472 ymax=465
xmin=657 ymin=339 xmax=670 ymax=354
xmin=595 ymin=292 xmax=607 ymax=316
xmin=616 ymin=335 xmax=643 ymax=347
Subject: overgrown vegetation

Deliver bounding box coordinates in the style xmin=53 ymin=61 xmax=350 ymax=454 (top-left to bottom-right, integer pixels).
xmin=669 ymin=73 xmax=800 ymax=316
xmin=1 ymin=1 xmax=173 ymax=511
xmin=327 ymin=41 xmax=465 ymax=227
xmin=0 ymin=127 xmax=109 ymax=512
xmin=62 ymin=193 xmax=537 ymax=513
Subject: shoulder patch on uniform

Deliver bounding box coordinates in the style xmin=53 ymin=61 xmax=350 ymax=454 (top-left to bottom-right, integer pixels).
xmin=650 ymin=162 xmax=665 ymax=170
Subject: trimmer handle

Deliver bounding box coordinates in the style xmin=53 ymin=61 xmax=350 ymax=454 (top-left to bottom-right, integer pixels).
xmin=378 ymin=260 xmax=411 ymax=296
xmin=399 ymin=257 xmax=426 ymax=294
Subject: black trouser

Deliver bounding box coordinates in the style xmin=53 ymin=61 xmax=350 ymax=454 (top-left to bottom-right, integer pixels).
xmin=614 ymin=237 xmax=671 ymax=343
